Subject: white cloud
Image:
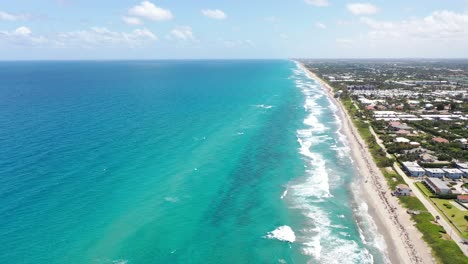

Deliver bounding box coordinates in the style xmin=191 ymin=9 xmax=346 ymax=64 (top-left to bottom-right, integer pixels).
xmin=0 ymin=11 xmax=28 ymax=21
xmin=336 ymin=38 xmax=354 ymax=46
xmin=315 ymin=22 xmax=327 ymax=29
xmin=223 ymin=39 xmax=254 ymax=48
xmin=0 ymin=26 xmax=47 ymax=46
xmin=15 ymin=26 xmax=32 ymax=36
xmin=264 ymin=16 xmax=278 ymax=23
xmin=347 ymin=3 xmax=379 ymax=15
xmin=122 ymin=16 xmax=143 ymax=25
xmin=360 ymin=10 xmax=468 ymax=40
xmin=128 ymin=1 xmax=173 ymax=21
xmin=305 ymin=0 xmax=329 ymax=7
xmin=201 ymin=9 xmax=227 ymax=20
xmin=170 ymin=26 xmax=195 ymax=41
xmin=57 ymin=27 xmax=157 ymax=47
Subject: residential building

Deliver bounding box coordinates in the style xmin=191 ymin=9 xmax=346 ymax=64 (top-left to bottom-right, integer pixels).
xmin=443 ymin=168 xmax=463 ymax=179
xmin=424 ymin=178 xmax=451 ymax=195
xmin=395 ymin=137 xmax=410 ymax=143
xmin=402 ymin=161 xmax=426 ymax=177
xmin=457 ymin=195 xmax=468 ymax=203
xmin=425 ymin=168 xmax=445 ymax=178
xmin=432 ymin=137 xmax=449 ymax=144
xmin=456 ymin=162 xmax=468 ymax=170
xmin=389 ymin=121 xmax=412 ymax=131
xmin=461 ymin=169 xmax=468 ymax=178
xmin=395 ymin=184 xmax=411 ymax=196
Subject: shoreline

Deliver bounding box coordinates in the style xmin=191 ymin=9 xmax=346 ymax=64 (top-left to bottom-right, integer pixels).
xmin=297 ymin=62 xmax=435 ymax=264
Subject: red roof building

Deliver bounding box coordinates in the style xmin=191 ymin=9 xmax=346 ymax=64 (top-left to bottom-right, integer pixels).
xmin=432 ymin=137 xmax=449 ymax=144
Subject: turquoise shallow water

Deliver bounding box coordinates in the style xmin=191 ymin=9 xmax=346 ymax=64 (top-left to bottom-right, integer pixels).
xmin=0 ymin=60 xmax=386 ymax=263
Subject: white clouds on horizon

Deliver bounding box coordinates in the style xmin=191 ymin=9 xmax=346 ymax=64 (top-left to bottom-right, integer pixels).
xmin=0 ymin=11 xmax=29 ymax=21
xmin=201 ymin=9 xmax=227 ymax=20
xmin=170 ymin=26 xmax=196 ymax=41
xmin=223 ymin=39 xmax=254 ymax=48
xmin=305 ymin=0 xmax=329 ymax=7
xmin=1 ymin=26 xmax=158 ymax=48
xmin=360 ymin=10 xmax=468 ymax=41
xmin=128 ymin=1 xmax=173 ymax=21
xmin=315 ymin=22 xmax=327 ymax=29
xmin=347 ymin=3 xmax=379 ymax=15
xmin=57 ymin=27 xmax=157 ymax=47
xmin=122 ymin=16 xmax=143 ymax=25
xmin=0 ymin=26 xmax=47 ymax=46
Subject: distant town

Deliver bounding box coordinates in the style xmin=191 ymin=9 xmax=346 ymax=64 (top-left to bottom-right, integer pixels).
xmin=303 ymin=59 xmax=468 ymax=262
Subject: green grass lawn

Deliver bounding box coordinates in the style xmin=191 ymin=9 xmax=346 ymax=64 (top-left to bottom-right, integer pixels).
xmin=399 ymin=196 xmax=468 ymax=263
xmin=415 ymin=181 xmax=434 ymax=197
xmin=431 ymin=198 xmax=468 ymax=239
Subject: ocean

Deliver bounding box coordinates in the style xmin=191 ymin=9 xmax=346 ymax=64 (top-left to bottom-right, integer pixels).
xmin=0 ymin=60 xmax=387 ymax=263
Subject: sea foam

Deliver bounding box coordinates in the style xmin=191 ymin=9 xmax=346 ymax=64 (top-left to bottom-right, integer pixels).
xmin=266 ymin=226 xmax=296 ymax=243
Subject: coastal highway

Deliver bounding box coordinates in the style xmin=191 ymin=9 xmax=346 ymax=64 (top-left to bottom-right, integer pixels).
xmin=394 ymin=164 xmax=468 ymax=257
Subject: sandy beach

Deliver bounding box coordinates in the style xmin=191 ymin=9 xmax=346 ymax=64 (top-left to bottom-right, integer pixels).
xmin=298 ymin=62 xmax=435 ymax=264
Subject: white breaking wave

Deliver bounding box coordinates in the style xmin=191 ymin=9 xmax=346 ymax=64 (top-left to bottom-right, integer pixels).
xmin=283 ymin=62 xmax=381 ymax=264
xmin=265 ymin=226 xmax=296 ymax=243
xmin=254 ymin=104 xmax=273 ymax=109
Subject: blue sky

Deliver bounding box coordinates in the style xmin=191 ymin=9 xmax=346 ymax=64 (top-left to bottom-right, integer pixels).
xmin=1 ymin=0 xmax=468 ymax=59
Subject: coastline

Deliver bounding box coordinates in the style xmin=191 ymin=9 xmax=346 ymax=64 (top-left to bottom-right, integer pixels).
xmin=297 ymin=62 xmax=435 ymax=264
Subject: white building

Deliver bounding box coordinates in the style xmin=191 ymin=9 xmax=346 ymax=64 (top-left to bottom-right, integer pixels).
xmin=424 ymin=178 xmax=451 ymax=195
xmin=456 ymin=162 xmax=468 ymax=170
xmin=443 ymin=168 xmax=463 ymax=179
xmin=395 ymin=184 xmax=411 ymax=196
xmin=461 ymin=169 xmax=468 ymax=178
xmin=425 ymin=168 xmax=445 ymax=178
xmin=395 ymin=137 xmax=410 ymax=143
xmin=402 ymin=161 xmax=425 ymax=177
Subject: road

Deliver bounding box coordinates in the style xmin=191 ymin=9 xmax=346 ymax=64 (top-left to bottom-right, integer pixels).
xmin=366 ymin=121 xmax=468 ymax=256
xmin=393 ymin=164 xmax=468 ymax=256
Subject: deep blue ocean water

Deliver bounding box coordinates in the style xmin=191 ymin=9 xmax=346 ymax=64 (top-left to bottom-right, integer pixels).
xmin=0 ymin=60 xmax=387 ymax=263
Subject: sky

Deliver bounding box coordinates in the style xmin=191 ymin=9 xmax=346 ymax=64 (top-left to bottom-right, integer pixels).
xmin=1 ymin=0 xmax=468 ymax=59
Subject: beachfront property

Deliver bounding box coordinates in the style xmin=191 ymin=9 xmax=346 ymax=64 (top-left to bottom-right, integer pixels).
xmin=456 ymin=162 xmax=468 ymax=170
xmin=443 ymin=168 xmax=464 ymax=179
xmin=424 ymin=177 xmax=451 ymax=195
xmin=394 ymin=184 xmax=411 ymax=196
xmin=402 ymin=161 xmax=426 ymax=177
xmin=424 ymin=168 xmax=445 ymax=178
xmin=461 ymin=169 xmax=468 ymax=178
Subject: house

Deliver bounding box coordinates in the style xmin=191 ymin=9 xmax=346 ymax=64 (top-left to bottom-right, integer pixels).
xmin=424 ymin=178 xmax=451 ymax=195
xmin=432 ymin=137 xmax=449 ymax=144
xmin=424 ymin=168 xmax=445 ymax=178
xmin=395 ymin=184 xmax=411 ymax=196
xmin=419 ymin=153 xmax=438 ymax=163
xmin=457 ymin=195 xmax=468 ymax=203
xmin=461 ymin=169 xmax=468 ymax=178
xmin=396 ymin=130 xmax=411 ymax=136
xmin=389 ymin=121 xmax=412 ymax=131
xmin=402 ymin=161 xmax=425 ymax=177
xmin=425 ymin=168 xmax=445 ymax=178
xmin=443 ymin=168 xmax=463 ymax=179
xmin=366 ymin=105 xmax=375 ymax=111
xmin=456 ymin=162 xmax=468 ymax=170
xmin=395 ymin=137 xmax=410 ymax=143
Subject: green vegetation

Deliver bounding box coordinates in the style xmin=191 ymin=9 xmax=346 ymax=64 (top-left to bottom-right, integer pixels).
xmin=399 ymin=196 xmax=468 ymax=264
xmin=432 ymin=198 xmax=468 ymax=239
xmin=308 ymin=65 xmax=468 ymax=264
xmin=415 ymin=182 xmax=434 ymax=197
xmin=382 ymin=169 xmax=404 ymax=190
